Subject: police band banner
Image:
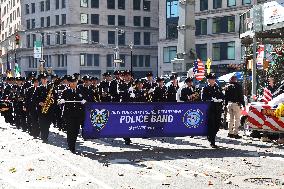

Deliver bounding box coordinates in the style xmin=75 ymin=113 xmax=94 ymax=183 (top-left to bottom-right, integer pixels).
xmin=82 ymin=102 xmax=210 ymax=139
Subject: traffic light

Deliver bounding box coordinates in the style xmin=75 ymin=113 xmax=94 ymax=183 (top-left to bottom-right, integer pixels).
xmin=15 ymin=34 xmax=20 ymax=45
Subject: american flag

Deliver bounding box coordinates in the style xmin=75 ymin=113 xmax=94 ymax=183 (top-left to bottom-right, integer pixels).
xmin=194 ymin=59 xmax=205 ymax=81
xmin=263 ymin=87 xmax=272 ymax=103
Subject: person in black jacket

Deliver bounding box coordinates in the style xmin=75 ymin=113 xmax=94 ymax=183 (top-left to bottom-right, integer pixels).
xmin=180 ymin=77 xmax=198 ymax=102
xmin=152 ymin=77 xmax=167 ymax=102
xmin=201 ymin=73 xmax=224 ymax=148
xmin=133 ymin=79 xmax=147 ymax=102
xmin=224 ymin=75 xmax=244 ymax=139
xmin=60 ymin=76 xmax=86 ymax=153
xmin=37 ymin=73 xmax=57 ymax=143
xmin=167 ymin=76 xmax=179 ymax=102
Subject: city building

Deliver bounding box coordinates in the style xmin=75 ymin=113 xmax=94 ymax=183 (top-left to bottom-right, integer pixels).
xmin=0 ymin=0 xmax=159 ymax=78
xmin=158 ymin=0 xmax=254 ymax=76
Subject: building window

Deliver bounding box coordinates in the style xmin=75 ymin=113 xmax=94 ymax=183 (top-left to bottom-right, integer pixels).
xmin=55 ymin=15 xmax=60 ymax=25
xmin=118 ymin=32 xmax=125 ymax=45
xmin=94 ymin=54 xmax=100 ymax=66
xmin=26 ymin=34 xmax=30 ymax=48
xmin=91 ymin=30 xmax=99 ymax=43
xmin=196 ymin=44 xmax=207 ymax=61
xmin=40 ymin=17 xmax=44 ymax=27
xmin=166 ymin=0 xmax=179 ymax=39
xmin=213 ymin=42 xmax=235 ymax=60
xmin=46 ymin=16 xmax=50 ymax=27
xmin=227 ymin=42 xmax=235 ymax=60
xmin=242 ymin=0 xmax=251 ymax=5
xmin=133 ymin=55 xmax=138 ymax=67
xmin=107 ymin=54 xmax=113 ymax=67
xmin=41 ymin=33 xmax=45 ymax=46
xmin=40 ymin=1 xmax=44 ymax=12
xmin=213 ymin=0 xmax=222 ymax=9
xmin=118 ymin=0 xmax=125 ymax=9
xmin=55 ymin=0 xmax=59 ymax=9
xmin=62 ymin=14 xmax=66 ymax=25
xmin=62 ymin=0 xmax=66 ymax=8
xmin=108 ymin=31 xmax=115 ymax=44
xmin=25 ymin=4 xmax=30 ymax=14
xmin=91 ymin=0 xmax=99 ymax=8
xmin=56 ymin=31 xmax=60 ymax=44
xmin=81 ymin=0 xmax=88 ymax=7
xmin=133 ymin=0 xmax=141 ymax=10
xmin=227 ymin=16 xmax=235 ymax=32
xmin=134 ymin=16 xmax=141 ymax=26
xmin=46 ymin=0 xmax=50 ymax=11
xmin=91 ymin=14 xmax=99 ymax=24
xmin=81 ymin=30 xmax=89 ymax=43
xmin=80 ymin=54 xmax=86 ymax=66
xmin=81 ymin=13 xmax=88 ymax=24
xmin=227 ymin=0 xmax=236 ymax=7
xmin=200 ymin=0 xmax=208 ymax=11
xmin=57 ymin=54 xmax=67 ymax=67
xmin=62 ymin=31 xmax=67 ymax=44
xmin=31 ymin=19 xmax=35 ymax=28
xmin=107 ymin=0 xmax=115 ymax=9
xmin=144 ymin=32 xmax=150 ymax=45
xmin=118 ymin=15 xmax=125 ymax=26
xmin=163 ymin=46 xmax=177 ymax=63
xmin=144 ymin=17 xmax=150 ymax=27
xmin=134 ymin=32 xmax=141 ymax=45
xmin=212 ymin=17 xmax=221 ymax=33
xmin=47 ymin=34 xmax=50 ymax=45
xmin=139 ymin=55 xmax=144 ymax=67
xmin=195 ymin=19 xmax=207 ymax=35
xmin=145 ymin=55 xmax=150 ymax=67
xmin=108 ymin=15 xmax=115 ymax=25
xmin=31 ymin=3 xmax=35 ymax=13
xmin=143 ymin=0 xmax=150 ymax=11
xmin=120 ymin=54 xmax=125 ymax=67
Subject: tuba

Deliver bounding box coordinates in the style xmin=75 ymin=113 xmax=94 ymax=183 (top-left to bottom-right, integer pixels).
xmin=41 ymin=85 xmax=55 ymax=114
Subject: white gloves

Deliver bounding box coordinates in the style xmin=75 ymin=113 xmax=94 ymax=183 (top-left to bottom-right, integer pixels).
xmin=130 ymin=93 xmax=135 ymax=98
xmin=58 ymin=99 xmax=65 ymax=104
xmin=128 ymin=87 xmax=134 ymax=93
xmin=212 ymin=97 xmax=223 ymax=103
xmin=148 ymin=88 xmax=154 ymax=93
xmin=81 ymin=99 xmax=87 ymax=104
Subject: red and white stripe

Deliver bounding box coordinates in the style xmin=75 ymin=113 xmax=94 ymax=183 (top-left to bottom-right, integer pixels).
xmin=195 ymin=59 xmax=205 ymax=81
xmin=247 ymin=103 xmax=284 ymax=132
xmin=263 ymin=87 xmax=272 ymax=103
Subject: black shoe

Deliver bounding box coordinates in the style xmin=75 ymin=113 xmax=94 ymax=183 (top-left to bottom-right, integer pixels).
xmin=42 ymin=139 xmax=48 ymax=143
xmin=210 ymin=144 xmax=218 ymax=148
xmin=125 ymin=139 xmax=132 ymax=145
xmin=227 ymin=134 xmax=235 ymax=138
xmin=234 ymin=135 xmax=242 ymax=139
xmin=70 ymin=149 xmax=75 ymax=154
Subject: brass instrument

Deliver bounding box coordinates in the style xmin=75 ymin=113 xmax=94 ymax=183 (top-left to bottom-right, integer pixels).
xmin=188 ymin=89 xmax=200 ymax=102
xmin=93 ymin=87 xmax=101 ymax=102
xmin=41 ymin=85 xmax=55 ymax=114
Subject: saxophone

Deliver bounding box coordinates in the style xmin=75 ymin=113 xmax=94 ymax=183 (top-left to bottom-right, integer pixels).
xmin=41 ymin=85 xmax=55 ymax=114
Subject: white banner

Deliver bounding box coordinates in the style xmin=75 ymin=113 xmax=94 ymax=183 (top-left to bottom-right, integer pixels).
xmin=263 ymin=0 xmax=284 ymax=26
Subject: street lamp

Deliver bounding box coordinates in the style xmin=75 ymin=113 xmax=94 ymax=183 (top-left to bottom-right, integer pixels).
xmin=129 ymin=42 xmax=134 ymax=74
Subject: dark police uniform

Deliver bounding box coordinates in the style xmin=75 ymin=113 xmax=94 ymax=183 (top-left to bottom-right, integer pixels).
xmin=152 ymin=79 xmax=167 ymax=102
xmin=201 ymin=73 xmax=224 ymax=148
xmin=61 ymin=86 xmax=85 ymax=153
xmin=167 ymin=83 xmax=179 ymax=102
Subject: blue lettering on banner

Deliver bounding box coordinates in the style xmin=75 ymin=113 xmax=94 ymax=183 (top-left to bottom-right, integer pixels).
xmin=82 ymin=102 xmax=210 ymax=139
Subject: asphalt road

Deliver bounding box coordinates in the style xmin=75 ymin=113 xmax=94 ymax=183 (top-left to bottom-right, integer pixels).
xmin=0 ymin=117 xmax=283 ymax=189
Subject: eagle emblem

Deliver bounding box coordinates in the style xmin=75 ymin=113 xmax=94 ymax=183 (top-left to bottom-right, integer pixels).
xmin=90 ymin=109 xmax=110 ymax=131
xmin=182 ymin=109 xmax=204 ymax=129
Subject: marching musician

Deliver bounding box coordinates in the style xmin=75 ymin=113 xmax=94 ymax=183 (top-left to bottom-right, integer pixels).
xmin=90 ymin=77 xmax=101 ymax=102
xmin=180 ymin=77 xmax=198 ymax=102
xmin=99 ymin=72 xmax=112 ymax=102
xmin=152 ymin=77 xmax=167 ymax=102
xmin=78 ymin=75 xmax=96 ymax=102
xmin=25 ymin=77 xmax=40 ymax=138
xmin=201 ymin=73 xmax=224 ymax=148
xmin=110 ymin=70 xmax=121 ymax=102
xmin=59 ymin=76 xmax=86 ymax=153
xmin=143 ymin=72 xmax=157 ymax=102
xmin=2 ymin=77 xmax=14 ymax=124
xmin=133 ymin=79 xmax=147 ymax=102
xmin=118 ymin=70 xmax=134 ymax=145
xmin=37 ymin=73 xmax=57 ymax=143
xmin=167 ymin=75 xmax=179 ymax=102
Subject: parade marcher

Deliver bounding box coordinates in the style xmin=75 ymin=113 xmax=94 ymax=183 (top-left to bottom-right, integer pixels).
xmin=167 ymin=75 xmax=179 ymax=102
xmin=118 ymin=70 xmax=134 ymax=145
xmin=24 ymin=77 xmax=40 ymax=138
xmin=143 ymin=72 xmax=157 ymax=102
xmin=2 ymin=77 xmax=14 ymax=124
xmin=99 ymin=72 xmax=113 ymax=102
xmin=14 ymin=77 xmax=27 ymax=131
xmin=224 ymin=75 xmax=245 ymax=139
xmin=78 ymin=75 xmax=96 ymax=102
xmin=109 ymin=70 xmax=121 ymax=102
xmin=37 ymin=73 xmax=57 ymax=143
xmin=90 ymin=77 xmax=101 ymax=102
xmin=60 ymin=76 xmax=86 ymax=153
xmin=201 ymin=73 xmax=224 ymax=148
xmin=180 ymin=77 xmax=199 ymax=102
xmin=133 ymin=79 xmax=147 ymax=102
xmin=152 ymin=77 xmax=167 ymax=102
